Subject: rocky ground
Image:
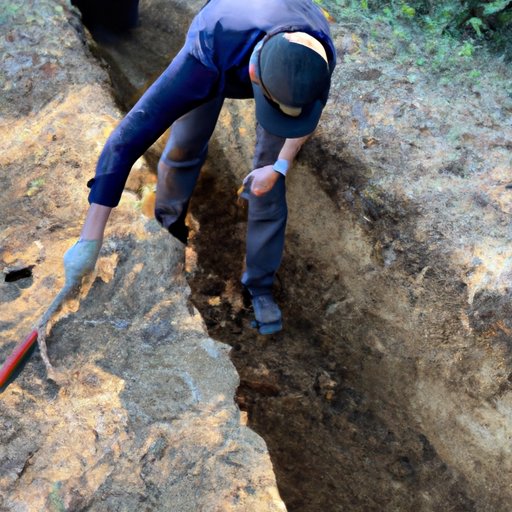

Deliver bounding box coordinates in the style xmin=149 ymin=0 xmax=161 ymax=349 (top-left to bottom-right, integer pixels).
xmin=1 ymin=0 xmax=512 ymax=511
xmin=0 ymin=2 xmax=285 ymax=511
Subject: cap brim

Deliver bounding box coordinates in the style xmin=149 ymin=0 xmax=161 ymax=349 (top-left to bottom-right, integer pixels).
xmin=252 ymin=82 xmax=324 ymax=138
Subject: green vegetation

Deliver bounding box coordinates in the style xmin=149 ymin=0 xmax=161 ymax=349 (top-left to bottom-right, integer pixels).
xmin=315 ymin=0 xmax=512 ymax=72
xmin=26 ymin=178 xmax=45 ymax=197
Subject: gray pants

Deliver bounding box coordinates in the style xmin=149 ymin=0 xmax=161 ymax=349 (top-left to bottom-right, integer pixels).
xmin=155 ymin=96 xmax=287 ymax=297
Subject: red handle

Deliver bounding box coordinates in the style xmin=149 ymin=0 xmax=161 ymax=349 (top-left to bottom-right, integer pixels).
xmin=0 ymin=329 xmax=38 ymax=388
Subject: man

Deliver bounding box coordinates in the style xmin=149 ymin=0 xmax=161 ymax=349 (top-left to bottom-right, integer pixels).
xmin=65 ymin=0 xmax=336 ymax=335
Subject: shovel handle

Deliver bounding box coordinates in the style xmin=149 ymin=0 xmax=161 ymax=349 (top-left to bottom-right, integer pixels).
xmin=0 ymin=329 xmax=38 ymax=388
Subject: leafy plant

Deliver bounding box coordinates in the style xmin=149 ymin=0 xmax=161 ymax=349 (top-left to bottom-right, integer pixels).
xmin=483 ymin=0 xmax=512 ymax=16
xmin=316 ymin=0 xmax=512 ymax=64
xmin=458 ymin=41 xmax=475 ymax=57
xmin=467 ymin=17 xmax=485 ymax=37
xmin=401 ymin=4 xmax=416 ymax=18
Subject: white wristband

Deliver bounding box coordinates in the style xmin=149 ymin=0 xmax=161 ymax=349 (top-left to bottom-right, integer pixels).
xmin=272 ymin=158 xmax=289 ymax=176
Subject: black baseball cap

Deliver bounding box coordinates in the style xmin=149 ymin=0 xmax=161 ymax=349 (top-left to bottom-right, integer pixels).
xmin=251 ymin=31 xmax=331 ymax=138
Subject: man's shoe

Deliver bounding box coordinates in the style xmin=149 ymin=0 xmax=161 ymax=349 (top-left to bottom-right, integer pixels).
xmin=251 ymin=294 xmax=282 ymax=335
xmin=168 ymin=222 xmax=189 ymax=245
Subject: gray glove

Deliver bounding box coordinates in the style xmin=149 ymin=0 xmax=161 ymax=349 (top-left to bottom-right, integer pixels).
xmin=63 ymin=239 xmax=101 ymax=287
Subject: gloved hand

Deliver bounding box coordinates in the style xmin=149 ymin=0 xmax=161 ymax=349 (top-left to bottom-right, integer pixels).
xmin=243 ymin=164 xmax=280 ymax=196
xmin=63 ymin=239 xmax=101 ymax=287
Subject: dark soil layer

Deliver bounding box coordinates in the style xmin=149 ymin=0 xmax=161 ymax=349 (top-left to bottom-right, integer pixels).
xmin=184 ymin=154 xmax=475 ymax=512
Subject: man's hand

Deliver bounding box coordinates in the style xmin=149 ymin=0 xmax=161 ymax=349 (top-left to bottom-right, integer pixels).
xmin=243 ymin=165 xmax=280 ymax=196
xmin=63 ymin=239 xmax=102 ymax=287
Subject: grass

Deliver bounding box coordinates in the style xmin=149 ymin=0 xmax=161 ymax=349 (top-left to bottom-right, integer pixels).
xmin=316 ymin=0 xmax=512 ymax=87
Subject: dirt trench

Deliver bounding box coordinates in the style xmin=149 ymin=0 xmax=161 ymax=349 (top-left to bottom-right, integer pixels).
xmin=182 ymin=155 xmax=476 ymax=512
xmin=80 ymin=18 xmax=478 ymax=512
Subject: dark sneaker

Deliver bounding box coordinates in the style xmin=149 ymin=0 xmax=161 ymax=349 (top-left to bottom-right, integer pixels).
xmin=251 ymin=294 xmax=282 ymax=335
xmin=168 ymin=222 xmax=189 ymax=245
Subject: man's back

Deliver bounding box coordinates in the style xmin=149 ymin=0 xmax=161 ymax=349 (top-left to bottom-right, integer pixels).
xmin=186 ymin=0 xmax=336 ymax=98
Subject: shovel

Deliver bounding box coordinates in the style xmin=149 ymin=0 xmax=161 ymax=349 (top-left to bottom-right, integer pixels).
xmin=0 ymin=283 xmax=76 ymax=389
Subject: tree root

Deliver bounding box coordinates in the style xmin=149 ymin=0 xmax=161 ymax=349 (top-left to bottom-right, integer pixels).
xmin=35 ymin=283 xmax=77 ymax=385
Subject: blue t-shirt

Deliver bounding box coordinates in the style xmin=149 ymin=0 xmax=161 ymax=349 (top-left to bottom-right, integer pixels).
xmin=89 ymin=0 xmax=336 ymax=206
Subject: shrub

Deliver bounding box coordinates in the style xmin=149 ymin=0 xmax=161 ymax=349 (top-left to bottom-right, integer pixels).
xmin=316 ymin=0 xmax=512 ymax=61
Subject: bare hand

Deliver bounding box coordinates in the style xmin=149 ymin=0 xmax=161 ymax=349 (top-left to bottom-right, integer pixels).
xmin=243 ymin=165 xmax=280 ymax=196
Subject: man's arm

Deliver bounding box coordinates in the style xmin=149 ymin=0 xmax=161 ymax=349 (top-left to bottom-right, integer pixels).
xmin=88 ymin=48 xmax=219 ymax=208
xmin=278 ymin=134 xmax=312 ymax=164
xmin=63 ymin=50 xmax=219 ymax=284
xmin=247 ymin=133 xmax=312 ymax=196
xmin=80 ymin=203 xmax=112 ymax=241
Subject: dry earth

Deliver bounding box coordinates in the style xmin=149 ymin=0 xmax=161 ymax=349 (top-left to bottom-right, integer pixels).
xmin=0 ymin=2 xmax=285 ymax=511
xmin=1 ymin=1 xmax=512 ymax=511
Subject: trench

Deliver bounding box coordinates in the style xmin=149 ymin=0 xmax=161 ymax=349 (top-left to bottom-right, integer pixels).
xmin=75 ymin=6 xmax=477 ymax=511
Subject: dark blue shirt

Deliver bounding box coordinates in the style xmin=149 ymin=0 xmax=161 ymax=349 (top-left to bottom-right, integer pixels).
xmin=89 ymin=0 xmax=336 ymax=206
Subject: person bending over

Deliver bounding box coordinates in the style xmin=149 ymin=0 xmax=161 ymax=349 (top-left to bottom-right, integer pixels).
xmin=65 ymin=0 xmax=336 ymax=335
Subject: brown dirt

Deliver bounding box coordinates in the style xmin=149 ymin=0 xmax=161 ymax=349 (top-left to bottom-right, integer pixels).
xmin=183 ymin=146 xmax=476 ymax=512
xmin=46 ymin=1 xmax=512 ymax=509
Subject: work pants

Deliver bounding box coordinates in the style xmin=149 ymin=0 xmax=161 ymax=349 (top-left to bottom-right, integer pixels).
xmin=155 ymin=96 xmax=287 ymax=297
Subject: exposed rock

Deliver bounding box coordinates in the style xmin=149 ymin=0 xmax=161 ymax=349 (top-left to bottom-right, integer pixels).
xmin=0 ymin=2 xmax=285 ymax=511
